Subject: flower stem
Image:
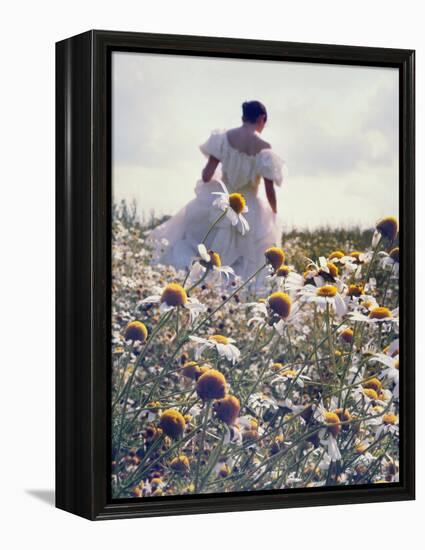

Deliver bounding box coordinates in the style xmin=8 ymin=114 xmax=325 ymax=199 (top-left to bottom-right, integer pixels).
xmin=326 ymin=302 xmax=337 ymax=379
xmin=194 ymin=401 xmax=212 ymax=492
xmin=201 ymin=210 xmax=227 ymax=245
xmin=113 ymin=310 xmax=173 ymax=462
xmin=192 ymin=263 xmax=268 ymax=334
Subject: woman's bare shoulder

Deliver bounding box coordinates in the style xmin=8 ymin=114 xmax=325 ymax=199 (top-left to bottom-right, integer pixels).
xmin=226 ymin=127 xmax=271 ymax=154
xmin=254 ymin=135 xmax=272 ymax=151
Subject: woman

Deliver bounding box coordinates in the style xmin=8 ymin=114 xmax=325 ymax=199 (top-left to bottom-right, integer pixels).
xmin=150 ymin=100 xmax=285 ymax=287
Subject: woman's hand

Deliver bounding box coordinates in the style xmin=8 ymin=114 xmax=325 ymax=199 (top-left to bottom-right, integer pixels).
xmin=202 ymin=156 xmax=220 ymax=182
xmin=265 ymin=178 xmax=277 ymax=214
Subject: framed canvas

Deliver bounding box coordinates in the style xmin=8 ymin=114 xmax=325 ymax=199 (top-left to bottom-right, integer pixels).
xmin=56 ymin=30 xmax=415 ymax=520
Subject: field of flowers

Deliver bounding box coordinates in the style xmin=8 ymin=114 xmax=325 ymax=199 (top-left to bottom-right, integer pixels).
xmin=111 ymin=199 xmax=400 ymax=499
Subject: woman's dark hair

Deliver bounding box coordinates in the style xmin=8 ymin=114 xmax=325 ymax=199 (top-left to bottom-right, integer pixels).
xmin=242 ymin=100 xmax=267 ymax=123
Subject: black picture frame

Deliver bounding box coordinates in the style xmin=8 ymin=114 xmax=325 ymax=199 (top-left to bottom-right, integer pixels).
xmin=56 ymin=29 xmax=415 ymax=520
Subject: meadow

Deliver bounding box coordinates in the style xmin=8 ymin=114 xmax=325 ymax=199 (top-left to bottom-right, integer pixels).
xmin=111 ymin=199 xmax=400 ymax=498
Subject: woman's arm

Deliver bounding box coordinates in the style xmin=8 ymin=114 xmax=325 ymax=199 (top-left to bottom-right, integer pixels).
xmin=202 ymin=156 xmax=220 ymax=182
xmin=264 ymin=178 xmax=277 ymax=213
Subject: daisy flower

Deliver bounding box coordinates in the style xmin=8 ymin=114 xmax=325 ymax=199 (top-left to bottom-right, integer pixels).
xmin=342 ymin=286 xmax=378 ymax=313
xmin=304 ymin=256 xmax=340 ymax=287
xmin=314 ymin=404 xmax=342 ymax=462
xmin=223 ymin=423 xmax=243 ymax=446
xmin=374 ymin=411 xmax=399 ymax=440
xmin=382 ymin=457 xmax=399 ymax=482
xmin=348 ymin=305 xmax=399 ymax=326
xmin=141 ymin=283 xmax=206 ymax=323
xmin=211 ymin=181 xmax=249 ymax=235
xmin=247 ymin=392 xmax=279 ymax=416
xmin=379 ymin=246 xmax=400 ymax=275
xmin=246 ymin=299 xmax=269 ymax=327
xmin=350 ymin=444 xmax=377 ymax=472
xmin=266 ymin=261 xmax=301 ymax=293
xmin=299 ymin=284 xmax=347 ymax=317
xmin=190 ymin=244 xmax=235 ymax=283
xmin=189 ymin=334 xmax=241 ymax=363
xmin=338 ymin=325 xmax=354 ymax=345
xmin=213 ymin=457 xmax=235 ymax=477
xmin=369 ymin=352 xmax=399 ymax=398
xmin=270 ymin=374 xmax=310 ymax=409
xmin=327 ymin=250 xmax=345 ymax=263
xmin=247 ymin=292 xmax=299 ymax=335
xmin=372 ymin=216 xmax=399 ymax=247
xmin=338 ymin=251 xmax=369 ymax=278
xmin=264 ymin=247 xmax=286 ymax=272
xmin=357 ymin=295 xmax=379 ymax=313
xmin=284 ymin=270 xmax=305 ymax=292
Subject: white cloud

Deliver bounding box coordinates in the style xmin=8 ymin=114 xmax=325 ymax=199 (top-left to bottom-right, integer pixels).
xmin=112 ymin=52 xmax=399 ymax=229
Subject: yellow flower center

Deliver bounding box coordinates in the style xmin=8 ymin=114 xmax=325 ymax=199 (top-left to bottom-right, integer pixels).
xmin=161 ymin=283 xmax=188 ymax=307
xmin=196 ymin=369 xmax=227 ymax=400
xmin=213 ymin=395 xmax=241 ymax=425
xmin=394 ymin=359 xmax=399 ymax=370
xmin=324 ymin=411 xmax=340 ymax=424
xmin=150 ymin=477 xmax=162 ymax=488
xmin=276 ymin=265 xmax=291 ymax=277
xmin=347 ymin=284 xmax=364 ymax=297
xmin=282 ymin=369 xmax=297 ymax=378
xmin=265 ymin=247 xmax=286 ymax=271
xmin=324 ymin=411 xmax=341 ymax=436
xmin=340 ymin=327 xmax=354 ymax=344
xmin=369 ymin=306 xmax=392 ymax=320
xmin=316 ymin=285 xmax=337 ymax=298
xmin=124 ymin=320 xmax=148 ymax=343
xmin=181 ymin=361 xmax=201 ymax=380
xmin=363 ymin=377 xmax=382 ymax=393
xmin=329 ymin=250 xmax=345 ymax=260
xmin=267 ymin=291 xmax=292 ymax=319
xmin=159 ymin=409 xmax=186 ymax=439
xmin=389 ymin=247 xmax=400 ymax=263
xmin=208 ymin=251 xmax=222 ymax=268
xmin=376 ymin=216 xmax=398 ymax=241
xmin=383 ymin=413 xmax=398 ymax=425
xmin=363 ymin=388 xmax=378 ymax=400
xmin=271 ymin=362 xmax=285 ymax=372
xmin=218 ymin=464 xmax=231 ymax=478
xmin=201 ymin=250 xmax=222 ymax=269
xmin=209 ymin=334 xmax=230 ymax=345
xmin=249 ymin=418 xmax=259 ymax=430
xmin=146 ymin=401 xmax=161 ymax=409
xmin=350 ymin=251 xmax=363 ymax=263
xmin=334 ymin=408 xmax=352 ymax=424
xmin=198 ymin=365 xmax=212 ymax=377
xmin=133 ymin=485 xmax=145 ymax=497
xmin=320 ymin=262 xmax=339 ymax=279
xmin=228 ymin=193 xmax=246 ymax=214
xmin=170 ymin=455 xmax=190 ymax=473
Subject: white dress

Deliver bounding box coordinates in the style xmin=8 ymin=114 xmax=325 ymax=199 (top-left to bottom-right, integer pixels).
xmin=150 ymin=129 xmax=285 ymax=286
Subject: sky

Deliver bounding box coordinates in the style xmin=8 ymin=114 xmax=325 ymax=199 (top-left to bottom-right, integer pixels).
xmin=112 ymin=52 xmax=399 ymax=229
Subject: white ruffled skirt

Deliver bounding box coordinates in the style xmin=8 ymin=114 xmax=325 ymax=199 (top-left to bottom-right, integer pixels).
xmin=149 ymin=179 xmax=282 ymax=290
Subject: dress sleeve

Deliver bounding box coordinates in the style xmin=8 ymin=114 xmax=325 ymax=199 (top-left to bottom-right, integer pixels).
xmin=257 ymin=149 xmax=285 ymax=186
xmin=199 ymin=129 xmax=225 ymax=160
